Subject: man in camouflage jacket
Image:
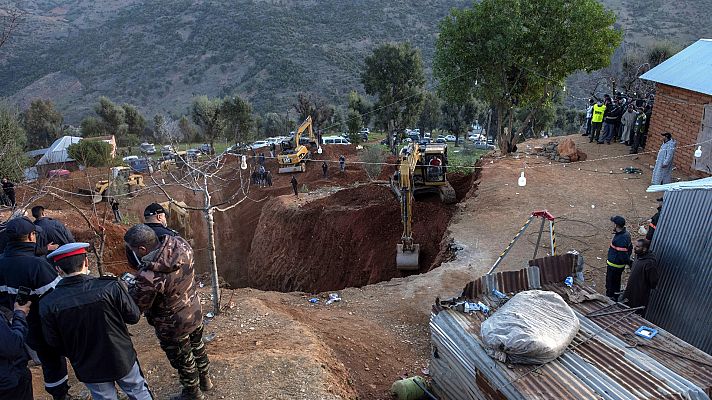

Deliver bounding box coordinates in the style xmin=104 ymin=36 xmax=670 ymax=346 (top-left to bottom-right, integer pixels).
xmin=124 ymin=224 xmax=212 ymax=400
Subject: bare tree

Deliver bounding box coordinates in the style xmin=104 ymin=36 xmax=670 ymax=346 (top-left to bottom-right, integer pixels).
xmin=150 ymin=147 xmax=258 ymax=314
xmin=0 ymin=9 xmax=23 ymax=50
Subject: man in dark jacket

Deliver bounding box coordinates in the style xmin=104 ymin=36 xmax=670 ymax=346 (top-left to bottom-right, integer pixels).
xmin=606 ymin=216 xmax=633 ymax=301
xmin=622 ymin=239 xmax=659 ymax=317
xmin=646 ymin=198 xmax=663 ymax=241
xmin=599 ymin=97 xmax=622 ymax=144
xmin=143 ymin=203 xmax=179 ymax=240
xmin=32 ymin=206 xmax=75 ymax=247
xmin=291 ymin=175 xmax=298 ymax=197
xmin=124 ymin=224 xmax=211 ymax=400
xmin=41 ymin=242 xmax=152 ymax=400
xmin=2 ymin=178 xmax=15 ymax=207
xmin=0 ymin=217 xmax=74 ymax=400
xmin=0 ymin=298 xmax=33 ymax=400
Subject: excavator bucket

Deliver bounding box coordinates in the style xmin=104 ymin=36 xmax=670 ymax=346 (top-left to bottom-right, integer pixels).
xmin=396 ymin=243 xmax=420 ymax=271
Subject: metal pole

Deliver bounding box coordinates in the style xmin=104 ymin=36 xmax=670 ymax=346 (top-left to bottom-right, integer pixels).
xmin=487 ymin=215 xmax=534 ymax=275
xmin=532 ymin=217 xmax=546 ymax=260
xmin=550 ymin=219 xmax=557 ymax=256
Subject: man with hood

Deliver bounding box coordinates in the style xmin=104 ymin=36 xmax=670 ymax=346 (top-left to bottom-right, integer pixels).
xmin=124 ymin=224 xmax=211 ymax=400
xmin=652 ymin=132 xmax=676 ymax=185
xmin=622 ymin=239 xmax=659 ymax=317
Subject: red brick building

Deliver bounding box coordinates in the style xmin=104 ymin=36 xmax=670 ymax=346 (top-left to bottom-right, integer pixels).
xmin=641 ymin=39 xmax=712 ymax=178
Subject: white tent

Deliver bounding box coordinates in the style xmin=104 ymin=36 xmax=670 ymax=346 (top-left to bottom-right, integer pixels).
xmin=35 ymin=136 xmax=82 ymax=166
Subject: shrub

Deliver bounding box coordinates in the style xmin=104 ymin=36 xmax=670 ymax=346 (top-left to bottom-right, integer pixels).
xmin=67 ymin=140 xmax=113 ymax=167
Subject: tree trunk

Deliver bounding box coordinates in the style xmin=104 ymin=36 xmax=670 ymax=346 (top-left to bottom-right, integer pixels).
xmin=205 ymin=208 xmax=220 ymax=314
xmin=96 ymin=231 xmax=106 ymax=276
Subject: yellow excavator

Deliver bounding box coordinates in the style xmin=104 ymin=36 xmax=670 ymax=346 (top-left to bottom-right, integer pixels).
xmin=80 ymin=166 xmax=145 ymax=204
xmin=277 ymin=116 xmax=320 ymax=173
xmin=392 ymin=142 xmax=456 ymax=270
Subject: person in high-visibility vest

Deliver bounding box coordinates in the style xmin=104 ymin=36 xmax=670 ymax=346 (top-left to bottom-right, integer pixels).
xmin=589 ymin=99 xmax=606 ymax=143
xmin=606 ymin=215 xmax=632 ymax=301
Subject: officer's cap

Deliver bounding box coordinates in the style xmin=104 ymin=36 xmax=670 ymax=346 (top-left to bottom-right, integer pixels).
xmin=47 ymin=242 xmax=90 ymax=263
xmin=5 ymin=217 xmax=36 ymax=237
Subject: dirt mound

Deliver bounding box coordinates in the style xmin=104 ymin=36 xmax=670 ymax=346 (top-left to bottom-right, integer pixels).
xmin=241 ymin=184 xmax=453 ymax=293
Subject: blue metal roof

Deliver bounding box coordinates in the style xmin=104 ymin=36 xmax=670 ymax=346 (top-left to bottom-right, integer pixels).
xmin=640 ymin=39 xmax=712 ymax=96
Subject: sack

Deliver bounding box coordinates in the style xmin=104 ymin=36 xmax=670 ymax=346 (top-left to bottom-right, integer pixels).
xmin=480 ymin=290 xmax=579 ymax=364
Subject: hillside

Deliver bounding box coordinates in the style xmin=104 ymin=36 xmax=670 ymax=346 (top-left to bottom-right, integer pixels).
xmin=1 ymin=0 xmax=711 ymax=123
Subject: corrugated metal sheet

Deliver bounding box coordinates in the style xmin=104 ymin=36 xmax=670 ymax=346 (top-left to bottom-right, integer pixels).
xmin=639 ymin=39 xmax=712 ymax=96
xmin=646 ymin=189 xmax=712 ymax=355
xmin=431 ymin=256 xmax=712 ymax=399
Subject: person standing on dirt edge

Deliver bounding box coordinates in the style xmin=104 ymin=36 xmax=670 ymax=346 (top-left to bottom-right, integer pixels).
xmin=622 ymin=239 xmax=659 ymax=317
xmin=290 ymin=175 xmax=298 ymax=197
xmin=322 ymin=161 xmax=328 ymax=178
xmin=606 ymin=216 xmax=632 ymax=301
xmin=111 ymin=198 xmax=122 ymax=223
xmin=652 ymin=132 xmax=676 ymax=185
xmin=124 ymin=224 xmax=211 ymax=400
xmin=0 ymin=217 xmax=75 ymax=400
xmin=339 ymin=155 xmax=346 ymax=172
xmin=2 ymin=178 xmax=16 ymax=208
xmin=41 ymin=242 xmax=153 ymax=400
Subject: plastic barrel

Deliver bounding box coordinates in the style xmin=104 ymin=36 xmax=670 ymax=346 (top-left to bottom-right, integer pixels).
xmin=390 ymin=376 xmax=427 ymax=400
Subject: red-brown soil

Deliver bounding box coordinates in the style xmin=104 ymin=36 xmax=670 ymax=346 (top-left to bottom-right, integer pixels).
xmin=242 ymin=184 xmax=453 ymax=293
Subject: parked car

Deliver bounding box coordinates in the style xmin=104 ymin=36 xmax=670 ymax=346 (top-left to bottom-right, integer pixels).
xmin=359 ymin=129 xmax=369 ymax=141
xmin=444 ymin=135 xmax=457 ymax=142
xmin=251 ymin=140 xmax=269 ymax=149
xmin=139 ymin=142 xmax=156 ymax=155
xmin=323 ymin=136 xmax=351 ymax=145
xmin=186 ymin=148 xmax=201 ymax=159
xmin=47 ymin=169 xmax=70 ymax=178
xmin=468 ymin=133 xmax=485 ymax=142
xmin=419 ymin=138 xmax=432 ymax=145
xmin=435 ymin=137 xmax=447 ymax=144
xmin=473 ymin=140 xmax=496 ymax=150
xmin=161 ymin=145 xmax=176 ymax=156
xmin=128 ymin=158 xmax=153 ymax=173
xmin=123 ymin=155 xmax=139 ymax=163
xmin=199 ymin=143 xmax=214 ymax=154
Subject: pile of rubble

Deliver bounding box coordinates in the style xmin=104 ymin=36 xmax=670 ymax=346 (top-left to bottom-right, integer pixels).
xmin=533 ymin=138 xmax=587 ymax=163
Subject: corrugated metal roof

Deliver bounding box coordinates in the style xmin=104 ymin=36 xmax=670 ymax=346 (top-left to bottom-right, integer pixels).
xmin=431 ymin=255 xmax=712 ymax=399
xmin=639 ymin=39 xmax=712 ymax=96
xmin=647 ymin=176 xmax=712 ymax=192
xmin=646 ymin=188 xmax=712 ymax=355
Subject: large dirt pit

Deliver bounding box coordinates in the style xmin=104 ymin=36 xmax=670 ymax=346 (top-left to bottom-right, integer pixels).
xmin=216 ymin=169 xmax=475 ymax=293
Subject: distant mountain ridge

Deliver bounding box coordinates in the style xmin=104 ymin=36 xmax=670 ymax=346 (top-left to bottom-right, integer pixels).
xmin=1 ymin=0 xmax=711 ymax=123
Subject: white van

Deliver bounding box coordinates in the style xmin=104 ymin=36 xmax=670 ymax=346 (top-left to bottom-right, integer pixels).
xmin=323 ymin=136 xmax=351 ymax=145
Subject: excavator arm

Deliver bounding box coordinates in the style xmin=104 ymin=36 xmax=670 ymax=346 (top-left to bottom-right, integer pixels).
xmin=278 ymin=116 xmax=316 ymax=173
xmin=394 ymin=143 xmax=422 ymax=270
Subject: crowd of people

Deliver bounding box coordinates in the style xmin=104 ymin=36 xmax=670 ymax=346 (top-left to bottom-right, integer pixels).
xmin=584 ymin=93 xmax=677 ymax=185
xmin=0 ymin=202 xmax=211 ymax=400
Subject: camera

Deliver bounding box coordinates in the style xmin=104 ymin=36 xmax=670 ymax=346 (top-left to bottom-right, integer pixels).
xmin=120 ymin=272 xmax=137 ymax=286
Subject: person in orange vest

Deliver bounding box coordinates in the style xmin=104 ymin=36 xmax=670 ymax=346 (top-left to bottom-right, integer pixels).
xmin=606 ymin=216 xmax=632 ymax=301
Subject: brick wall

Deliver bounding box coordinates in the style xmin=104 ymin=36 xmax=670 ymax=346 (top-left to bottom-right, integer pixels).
xmin=647 ymin=84 xmax=712 ymax=178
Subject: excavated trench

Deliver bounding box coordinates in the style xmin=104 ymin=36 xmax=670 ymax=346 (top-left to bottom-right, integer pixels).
xmin=214 ymin=170 xmax=476 ymax=294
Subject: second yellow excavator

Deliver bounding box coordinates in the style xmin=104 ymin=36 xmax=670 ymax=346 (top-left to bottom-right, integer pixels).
xmin=277 ymin=116 xmax=320 ymax=173
xmin=391 ymin=142 xmax=456 ymax=270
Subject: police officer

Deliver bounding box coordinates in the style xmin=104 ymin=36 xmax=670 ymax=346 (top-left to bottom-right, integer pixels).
xmin=0 ymin=217 xmax=75 ymax=400
xmin=31 ymin=205 xmax=76 ymax=247
xmin=124 ymin=224 xmax=211 ymax=400
xmin=606 ymin=216 xmax=632 ymax=301
xmin=143 ymin=203 xmax=178 ymax=240
xmin=41 ymin=243 xmax=152 ymax=400
xmin=646 ymin=197 xmax=663 ymax=241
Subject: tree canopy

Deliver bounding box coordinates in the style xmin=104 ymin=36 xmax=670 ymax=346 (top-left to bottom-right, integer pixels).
xmin=67 ymin=140 xmax=113 ymax=167
xmin=362 ymin=43 xmax=425 ymax=145
xmin=434 ymin=0 xmax=621 ymax=152
xmin=22 ymin=99 xmax=64 ymax=149
xmin=0 ymin=107 xmax=28 ymax=181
